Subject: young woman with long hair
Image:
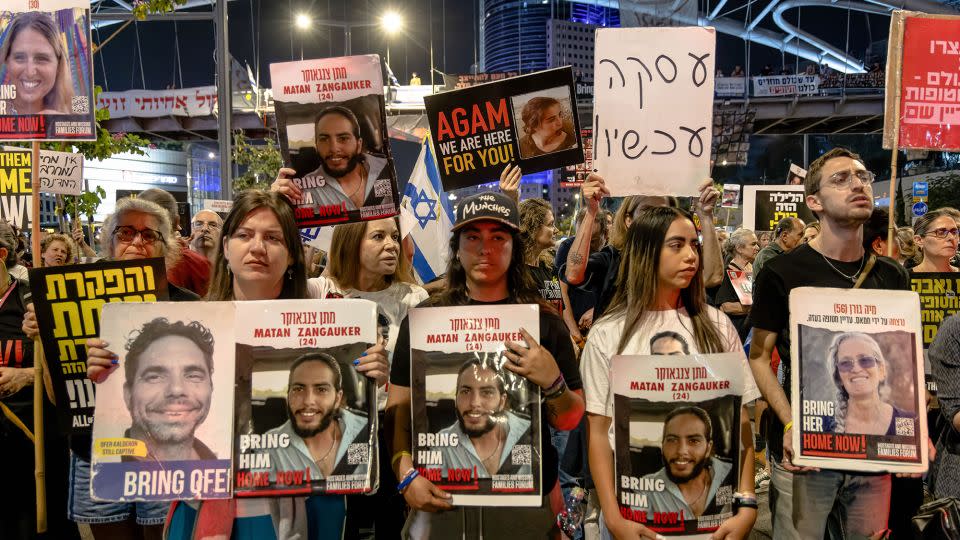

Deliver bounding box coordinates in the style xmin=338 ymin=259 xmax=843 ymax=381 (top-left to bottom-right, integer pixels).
xmin=581 ymin=206 xmax=760 ymax=540
xmin=86 ymin=190 xmax=390 ymax=539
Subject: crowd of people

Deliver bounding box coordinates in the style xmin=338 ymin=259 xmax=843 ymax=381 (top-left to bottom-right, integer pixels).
xmin=3 ymin=146 xmax=960 ymax=540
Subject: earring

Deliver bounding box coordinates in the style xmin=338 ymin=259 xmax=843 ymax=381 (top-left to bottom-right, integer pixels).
xmin=287 ymin=267 xmax=293 ymax=279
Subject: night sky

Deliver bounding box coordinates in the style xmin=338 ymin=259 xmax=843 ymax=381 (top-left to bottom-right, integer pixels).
xmin=91 ymin=0 xmax=896 ymax=92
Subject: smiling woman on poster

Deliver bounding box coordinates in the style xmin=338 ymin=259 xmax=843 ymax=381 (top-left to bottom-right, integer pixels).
xmin=0 ymin=11 xmax=74 ymax=115
xmin=824 ymin=332 xmax=915 ymax=435
xmin=517 ymin=96 xmax=577 ymax=158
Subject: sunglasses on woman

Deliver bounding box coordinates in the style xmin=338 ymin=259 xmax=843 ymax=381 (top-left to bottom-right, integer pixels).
xmin=837 ymin=356 xmax=878 ymax=373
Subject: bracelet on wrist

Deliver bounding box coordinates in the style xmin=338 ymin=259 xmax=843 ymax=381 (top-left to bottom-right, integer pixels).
xmin=783 ymin=421 xmax=794 ymax=434
xmin=543 ymin=377 xmax=568 ymax=400
xmin=396 ymin=468 xmax=419 ymax=494
xmin=391 ymin=450 xmax=411 ymax=468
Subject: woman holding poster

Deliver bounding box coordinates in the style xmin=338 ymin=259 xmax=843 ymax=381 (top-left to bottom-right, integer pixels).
xmin=581 ymin=206 xmax=760 ymax=539
xmin=0 ymin=11 xmax=75 ymax=114
xmin=87 ymin=190 xmax=390 ymax=539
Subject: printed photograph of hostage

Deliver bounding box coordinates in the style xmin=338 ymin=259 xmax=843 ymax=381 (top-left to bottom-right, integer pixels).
xmin=274 ymin=104 xmax=396 ymax=219
xmin=438 ymin=355 xmax=533 ymax=478
xmin=120 ymin=318 xmax=217 ymax=461
xmin=800 ymin=328 xmax=919 ymax=436
xmin=263 ymin=352 xmax=370 ymax=479
xmin=0 ymin=11 xmax=75 ymax=115
xmin=511 ymin=86 xmax=579 ymax=159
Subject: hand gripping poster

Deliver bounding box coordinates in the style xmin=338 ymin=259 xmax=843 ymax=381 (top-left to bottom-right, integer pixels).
xmin=409 ymin=304 xmax=542 ymax=506
xmin=1 ymin=1 xmax=96 ymax=141
xmin=790 ymin=287 xmax=928 ymax=472
xmin=270 ymin=55 xmax=399 ymax=227
xmin=612 ymin=353 xmax=746 ymax=538
xmin=233 ymin=299 xmax=379 ymax=496
xmin=90 ymin=302 xmax=235 ymax=501
xmin=30 ymin=258 xmax=169 ymax=434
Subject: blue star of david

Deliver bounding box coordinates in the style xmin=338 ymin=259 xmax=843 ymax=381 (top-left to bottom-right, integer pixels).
xmin=411 ymin=188 xmax=438 ymax=228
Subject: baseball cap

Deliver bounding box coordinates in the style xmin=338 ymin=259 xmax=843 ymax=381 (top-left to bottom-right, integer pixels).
xmin=452 ymin=192 xmax=520 ymax=231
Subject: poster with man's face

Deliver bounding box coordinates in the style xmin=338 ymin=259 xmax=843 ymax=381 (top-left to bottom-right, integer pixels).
xmin=0 ymin=1 xmax=95 ymax=141
xmin=232 ymin=299 xmax=378 ymax=496
xmin=790 ymin=287 xmax=928 ymax=473
xmin=409 ymin=304 xmax=542 ymax=506
xmin=270 ymin=55 xmax=399 ymax=227
xmin=612 ymin=353 xmax=746 ymax=537
xmin=90 ymin=302 xmax=235 ymax=501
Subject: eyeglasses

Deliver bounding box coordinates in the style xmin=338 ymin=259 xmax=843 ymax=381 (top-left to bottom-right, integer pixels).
xmin=113 ymin=226 xmax=164 ymax=244
xmin=824 ymin=170 xmax=876 ymax=190
xmin=925 ymin=228 xmax=960 ymax=239
xmin=192 ymin=220 xmax=221 ymax=230
xmin=837 ymin=356 xmax=879 ymax=373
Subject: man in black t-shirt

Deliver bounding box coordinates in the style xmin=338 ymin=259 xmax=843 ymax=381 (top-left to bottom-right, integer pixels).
xmin=748 ymin=147 xmax=908 ymax=539
xmin=386 ymin=191 xmax=584 ymax=537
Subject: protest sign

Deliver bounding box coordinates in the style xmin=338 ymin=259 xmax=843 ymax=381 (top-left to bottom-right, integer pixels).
xmin=790 ymin=287 xmax=927 ymax=472
xmin=560 ymin=127 xmax=593 ymax=188
xmin=0 ymin=2 xmax=96 ymax=141
xmin=714 ymin=77 xmax=746 ymax=97
xmin=270 ymin=55 xmax=399 ymax=227
xmin=0 ymin=149 xmax=32 ymax=229
xmin=30 ymin=259 xmax=169 ymax=433
xmin=612 ymin=353 xmax=747 ymax=536
xmin=751 ymin=75 xmax=820 ymax=97
xmin=202 ymin=199 xmax=233 ymax=214
xmin=883 ymin=12 xmax=960 ymax=151
xmin=720 ymin=184 xmax=740 ymax=208
xmin=910 ymin=273 xmax=960 ymax=349
xmin=593 ymin=27 xmax=715 ymax=197
xmin=409 ymin=304 xmax=542 ymax=506
xmin=3 ymin=146 xmax=82 ymax=195
xmin=424 ymin=67 xmax=582 ymax=190
xmin=726 ymin=270 xmax=752 ymax=306
xmin=786 ymin=163 xmax=807 ymax=185
xmin=233 ymin=299 xmax=378 ymax=496
xmin=741 ymin=185 xmax=816 ymax=233
xmin=90 ymin=302 xmax=235 ymax=501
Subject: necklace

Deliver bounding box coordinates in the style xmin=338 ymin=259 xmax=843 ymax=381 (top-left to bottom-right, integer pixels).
xmin=685 ymin=468 xmax=711 ymax=508
xmin=315 ymin=422 xmax=340 ymax=464
xmin=479 ymin=425 xmax=503 ymax=464
xmin=819 ymin=251 xmax=866 ymax=282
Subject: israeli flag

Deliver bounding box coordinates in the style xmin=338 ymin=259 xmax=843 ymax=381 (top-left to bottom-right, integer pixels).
xmin=401 ymin=138 xmax=454 ymax=283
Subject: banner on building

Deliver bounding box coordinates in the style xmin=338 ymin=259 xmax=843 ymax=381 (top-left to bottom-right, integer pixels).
xmin=409 ymin=304 xmax=542 ymax=506
xmin=884 ymin=11 xmax=960 ymax=151
xmin=790 ymin=287 xmax=927 ymax=472
xmin=233 ymin=299 xmax=378 ymax=497
xmin=612 ymin=353 xmax=747 ymax=536
xmin=593 ymin=27 xmax=715 ymax=196
xmin=751 ymin=75 xmax=820 ymax=97
xmin=424 ymin=67 xmax=583 ymax=190
xmin=741 ymin=185 xmax=816 ymax=233
xmin=90 ymin=302 xmax=235 ymax=501
xmin=30 ymin=258 xmax=169 ymax=434
xmin=96 ymin=86 xmax=218 ymax=119
xmin=714 ymin=77 xmax=747 ymax=97
xmin=270 ymin=55 xmax=400 ymax=227
xmin=0 ymin=1 xmax=96 ymax=141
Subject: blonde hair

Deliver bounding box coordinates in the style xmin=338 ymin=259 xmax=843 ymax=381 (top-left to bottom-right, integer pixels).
xmin=40 ymin=233 xmax=76 ymax=265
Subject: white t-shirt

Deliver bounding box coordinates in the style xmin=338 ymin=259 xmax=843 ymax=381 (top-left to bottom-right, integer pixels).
xmin=306 ymin=276 xmax=343 ymax=299
xmin=580 ymin=305 xmax=761 ymax=450
xmin=340 ymin=281 xmax=429 ymax=409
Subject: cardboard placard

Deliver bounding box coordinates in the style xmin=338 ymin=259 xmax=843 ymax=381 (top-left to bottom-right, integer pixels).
xmin=741 ymin=185 xmax=816 ymax=233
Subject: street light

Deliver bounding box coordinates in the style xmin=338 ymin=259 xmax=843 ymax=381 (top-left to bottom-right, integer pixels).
xmin=381 ymin=11 xmax=403 ymax=67
xmin=295 ymin=13 xmax=311 ymax=60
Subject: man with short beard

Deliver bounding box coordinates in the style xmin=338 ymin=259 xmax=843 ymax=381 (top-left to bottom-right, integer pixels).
xmin=188 ymin=209 xmax=222 ymax=264
xmin=297 ymin=106 xmax=395 ymax=214
xmin=641 ymin=407 xmax=731 ymax=519
xmin=438 ymin=357 xmax=532 ymax=478
xmin=265 ymin=352 xmax=368 ymax=479
xmin=122 ymin=318 xmax=217 ymax=461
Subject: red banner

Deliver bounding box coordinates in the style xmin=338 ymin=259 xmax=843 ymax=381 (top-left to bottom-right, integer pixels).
xmin=898 ymin=16 xmax=960 ymax=150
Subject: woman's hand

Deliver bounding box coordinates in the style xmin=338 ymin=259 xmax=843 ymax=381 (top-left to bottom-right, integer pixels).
xmin=694 ymin=178 xmax=719 ymax=220
xmin=782 ymin=424 xmax=819 ymax=473
xmin=711 ymin=507 xmax=756 ymax=539
xmin=401 ymin=474 xmax=453 ymax=513
xmin=503 ymin=327 xmax=561 ymax=389
xmin=22 ymin=303 xmax=38 ymax=340
xmin=578 ymin=308 xmax=595 ymax=331
xmin=0 ymin=367 xmax=33 ymax=397
xmin=86 ymin=338 xmax=119 ymax=384
xmin=605 ymin=514 xmax=662 ymax=540
xmin=354 ymin=342 xmax=389 ymax=387
xmin=271 ymin=168 xmax=303 ymax=203
xmin=499 ymin=164 xmax=522 ymax=203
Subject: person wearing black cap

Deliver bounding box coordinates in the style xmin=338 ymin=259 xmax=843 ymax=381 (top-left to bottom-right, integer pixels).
xmin=386 ymin=191 xmax=585 ymax=537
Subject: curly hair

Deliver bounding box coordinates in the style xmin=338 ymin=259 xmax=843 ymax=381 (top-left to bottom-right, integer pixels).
xmin=123 ymin=318 xmax=215 ymax=386
xmin=519 ymin=198 xmax=554 ymax=265
xmin=520 ymin=97 xmax=562 ymax=136
xmin=40 ymin=233 xmax=76 ymax=266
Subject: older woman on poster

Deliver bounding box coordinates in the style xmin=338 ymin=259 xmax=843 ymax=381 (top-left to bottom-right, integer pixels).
xmin=517 ymin=96 xmax=577 ymax=158
xmin=824 ymin=332 xmax=914 ymax=435
xmin=0 ymin=11 xmax=75 ymax=115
